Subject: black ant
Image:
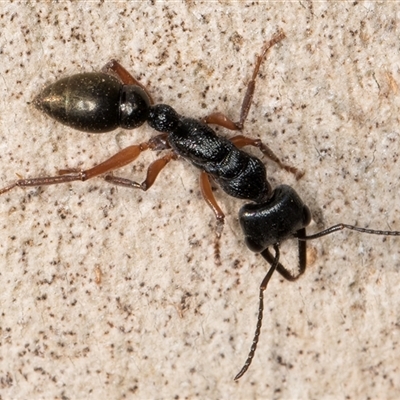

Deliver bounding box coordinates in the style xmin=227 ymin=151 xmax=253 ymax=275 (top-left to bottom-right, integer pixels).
xmin=1 ymin=31 xmax=400 ymax=380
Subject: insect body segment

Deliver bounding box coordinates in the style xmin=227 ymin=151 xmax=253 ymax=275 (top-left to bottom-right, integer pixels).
xmin=35 ymin=73 xmax=152 ymax=132
xmin=148 ymin=104 xmax=272 ymax=203
xmin=239 ymin=185 xmax=311 ymax=253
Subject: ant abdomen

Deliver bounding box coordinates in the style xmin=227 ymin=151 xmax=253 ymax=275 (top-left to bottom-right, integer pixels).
xmin=34 ymin=72 xmax=151 ymax=133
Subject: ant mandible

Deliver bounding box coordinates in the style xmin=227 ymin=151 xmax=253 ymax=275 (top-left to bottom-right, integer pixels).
xmin=1 ymin=31 xmax=400 ymax=380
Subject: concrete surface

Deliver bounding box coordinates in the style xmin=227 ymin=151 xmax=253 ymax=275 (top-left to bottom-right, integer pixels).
xmin=0 ymin=2 xmax=399 ymax=399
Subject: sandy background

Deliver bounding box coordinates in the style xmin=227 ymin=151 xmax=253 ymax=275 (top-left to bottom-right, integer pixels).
xmin=0 ymin=2 xmax=400 ymax=399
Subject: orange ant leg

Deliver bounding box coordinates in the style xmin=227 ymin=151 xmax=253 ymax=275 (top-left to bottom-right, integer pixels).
xmin=199 ymin=171 xmax=225 ymax=237
xmin=204 ymin=30 xmax=286 ymax=131
xmin=105 ymin=152 xmax=178 ymax=191
xmin=0 ymin=142 xmax=153 ymax=195
xmin=199 ymin=171 xmax=225 ymax=223
xmin=230 ymin=135 xmax=304 ymax=180
xmin=202 ymin=31 xmax=302 ymax=179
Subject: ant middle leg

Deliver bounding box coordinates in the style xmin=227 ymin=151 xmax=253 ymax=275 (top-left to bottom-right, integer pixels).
xmin=203 ymin=30 xmax=286 ymax=131
xmin=105 ymin=152 xmax=178 ymax=191
xmin=201 ymin=30 xmax=303 ymax=180
xmin=230 ymin=135 xmax=304 ymax=179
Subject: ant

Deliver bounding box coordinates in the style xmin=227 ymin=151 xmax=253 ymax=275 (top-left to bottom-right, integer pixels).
xmin=1 ymin=31 xmax=400 ymax=380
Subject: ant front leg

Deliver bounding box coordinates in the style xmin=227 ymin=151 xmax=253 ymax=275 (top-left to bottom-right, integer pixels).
xmin=199 ymin=171 xmax=225 ymax=237
xmin=102 ymin=59 xmax=154 ymax=105
xmin=199 ymin=172 xmax=226 ymax=266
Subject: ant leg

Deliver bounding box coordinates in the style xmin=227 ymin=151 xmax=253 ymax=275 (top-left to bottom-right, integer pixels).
xmin=198 ymin=172 xmax=226 ymax=263
xmin=58 ymin=133 xmax=171 ymax=176
xmin=230 ymin=135 xmax=304 ymax=180
xmin=104 ymin=152 xmax=178 ymax=191
xmin=200 ymin=171 xmax=225 ymax=224
xmin=102 ymin=59 xmax=154 ymax=105
xmin=203 ymin=112 xmax=239 ymax=131
xmin=261 ymin=228 xmax=307 ymax=281
xmin=202 ymin=31 xmax=303 ymax=179
xmin=204 ymin=30 xmax=286 ymax=131
xmin=234 ymin=243 xmax=280 ymax=381
xmin=0 ymin=174 xmax=89 ymax=195
xmin=148 ymin=133 xmax=171 ymax=151
xmin=71 ymin=143 xmax=153 ymax=180
xmin=0 ymin=142 xmax=153 ymax=195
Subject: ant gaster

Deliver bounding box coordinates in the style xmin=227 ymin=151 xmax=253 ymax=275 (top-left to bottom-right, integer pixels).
xmin=2 ymin=31 xmax=400 ymax=380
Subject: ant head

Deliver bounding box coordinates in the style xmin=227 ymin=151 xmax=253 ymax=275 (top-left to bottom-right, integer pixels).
xmin=239 ymin=185 xmax=311 ymax=253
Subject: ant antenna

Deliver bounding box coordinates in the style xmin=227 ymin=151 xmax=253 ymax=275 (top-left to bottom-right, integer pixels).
xmin=234 ymin=243 xmax=280 ymax=381
xmin=235 ymin=221 xmax=400 ymax=381
xmin=297 ymin=223 xmax=400 ymax=240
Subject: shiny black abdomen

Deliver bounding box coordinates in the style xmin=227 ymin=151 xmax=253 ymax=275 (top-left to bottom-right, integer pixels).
xmin=35 ymin=73 xmax=122 ymax=133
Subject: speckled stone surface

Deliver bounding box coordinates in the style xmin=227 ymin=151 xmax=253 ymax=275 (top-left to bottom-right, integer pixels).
xmin=0 ymin=2 xmax=399 ymax=399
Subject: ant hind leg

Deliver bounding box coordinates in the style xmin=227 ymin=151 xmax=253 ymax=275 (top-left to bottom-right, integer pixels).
xmin=102 ymin=59 xmax=154 ymax=104
xmin=204 ymin=30 xmax=286 ymax=131
xmin=0 ymin=141 xmax=155 ymax=195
